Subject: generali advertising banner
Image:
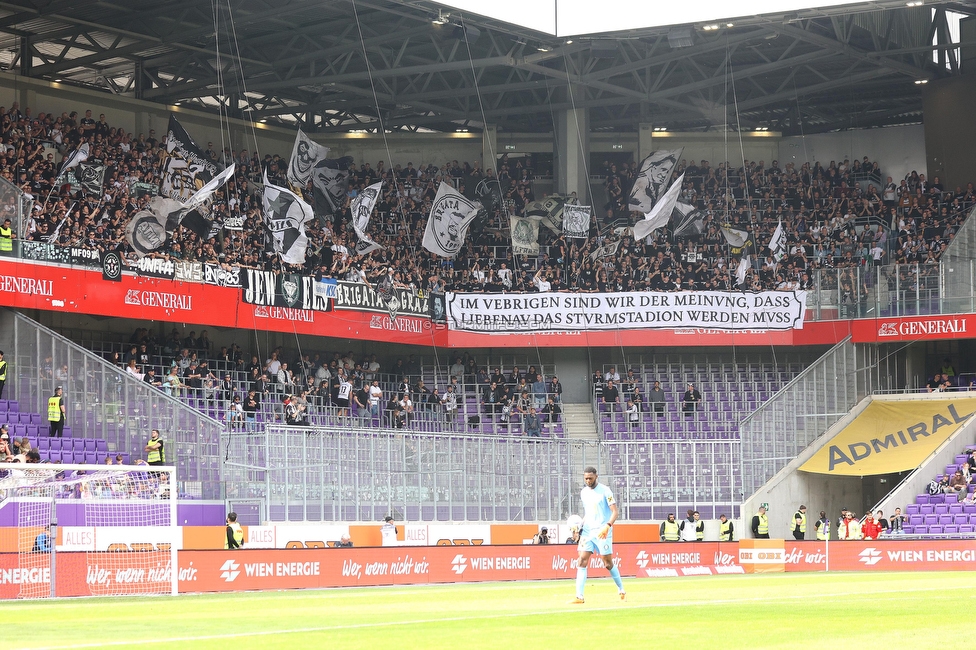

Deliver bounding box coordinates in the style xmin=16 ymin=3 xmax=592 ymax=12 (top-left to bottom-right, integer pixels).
xmin=799 ymin=398 xmax=976 ymax=476
xmin=852 ymin=314 xmax=976 ymax=343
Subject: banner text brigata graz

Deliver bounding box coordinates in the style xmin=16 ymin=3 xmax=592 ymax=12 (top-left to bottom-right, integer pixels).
xmin=446 ymin=290 xmax=807 ymax=333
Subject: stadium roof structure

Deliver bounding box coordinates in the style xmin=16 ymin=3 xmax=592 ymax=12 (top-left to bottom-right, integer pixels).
xmin=0 ymin=0 xmax=969 ymax=135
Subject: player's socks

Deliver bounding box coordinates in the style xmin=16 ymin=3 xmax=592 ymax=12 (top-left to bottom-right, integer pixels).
xmin=575 ymin=566 xmax=587 ymax=599
xmin=609 ymin=565 xmax=624 ymax=593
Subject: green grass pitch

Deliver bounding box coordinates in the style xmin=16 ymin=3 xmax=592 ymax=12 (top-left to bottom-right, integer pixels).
xmin=2 ymin=571 xmax=964 ymax=649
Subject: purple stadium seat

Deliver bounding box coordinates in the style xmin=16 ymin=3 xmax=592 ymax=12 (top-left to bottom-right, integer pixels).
xmin=938 ymin=514 xmax=953 ymax=525
xmin=953 ymin=514 xmax=968 ymax=525
xmin=923 ymin=514 xmax=938 ymax=525
xmin=915 ymin=494 xmax=930 ymax=505
xmin=919 ymin=504 xmax=935 ymax=515
xmin=929 ymin=525 xmax=944 ymax=535
xmin=913 ymin=525 xmax=928 ymax=535
xmin=944 ymin=525 xmax=959 ymax=534
xmin=935 ymin=504 xmax=950 ymax=515
xmin=965 ymin=504 xmax=976 ymax=515
xmin=949 ymin=503 xmax=964 ymax=514
xmin=905 ymin=504 xmax=920 ymax=515
xmin=960 ymin=525 xmax=975 ymax=534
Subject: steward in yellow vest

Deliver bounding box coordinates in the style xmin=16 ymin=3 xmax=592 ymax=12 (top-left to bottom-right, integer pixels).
xmin=751 ymin=506 xmax=769 ymax=538
xmin=0 ymin=218 xmax=14 ymax=252
xmin=815 ymin=511 xmax=831 ymax=540
xmin=718 ymin=514 xmax=734 ymax=541
xmin=660 ymin=513 xmax=679 ymax=541
xmin=48 ymin=386 xmax=65 ymax=437
xmin=225 ymin=512 xmax=244 ymax=549
xmin=792 ymin=505 xmax=807 ymax=540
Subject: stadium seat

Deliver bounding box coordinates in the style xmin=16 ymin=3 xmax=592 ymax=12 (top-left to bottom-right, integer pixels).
xmin=953 ymin=514 xmax=968 ymax=525
xmin=914 ymin=525 xmax=928 ymax=535
xmin=919 ymin=504 xmax=935 ymax=515
xmin=961 ymin=525 xmax=976 ymax=534
xmin=923 ymin=514 xmax=938 ymax=525
xmin=944 ymin=525 xmax=959 ymax=534
xmin=935 ymin=504 xmax=950 ymax=515
xmin=929 ymin=525 xmax=944 ymax=535
xmin=906 ymin=504 xmax=920 ymax=515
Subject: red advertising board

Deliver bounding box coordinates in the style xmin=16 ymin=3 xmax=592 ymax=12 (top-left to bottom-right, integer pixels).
xmin=852 ymin=314 xmax=976 ymax=343
xmin=0 ymin=257 xmax=854 ymax=348
xmin=6 ymin=540 xmax=976 ymax=598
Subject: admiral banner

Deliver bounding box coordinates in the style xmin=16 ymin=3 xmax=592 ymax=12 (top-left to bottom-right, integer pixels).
xmin=446 ymin=290 xmax=807 ymax=333
xmin=334 ymin=280 xmax=429 ymax=320
xmin=799 ymin=398 xmax=976 ymax=476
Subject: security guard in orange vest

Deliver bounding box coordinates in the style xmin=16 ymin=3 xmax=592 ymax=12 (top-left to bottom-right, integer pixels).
xmin=47 ymin=386 xmax=65 ymax=437
xmin=660 ymin=513 xmax=679 ymax=541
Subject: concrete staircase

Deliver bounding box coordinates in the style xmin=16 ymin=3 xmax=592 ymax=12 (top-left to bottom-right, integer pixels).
xmin=563 ymin=403 xmax=599 ymax=441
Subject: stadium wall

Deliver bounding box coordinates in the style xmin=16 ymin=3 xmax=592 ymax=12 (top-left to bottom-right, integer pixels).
xmin=743 ymin=394 xmax=976 ymax=538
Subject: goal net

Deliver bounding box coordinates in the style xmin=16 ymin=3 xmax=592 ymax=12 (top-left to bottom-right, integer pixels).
xmin=3 ymin=464 xmax=177 ymax=599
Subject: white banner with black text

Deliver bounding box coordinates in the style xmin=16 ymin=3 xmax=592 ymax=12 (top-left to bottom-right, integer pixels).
xmin=445 ymin=290 xmax=807 ymax=333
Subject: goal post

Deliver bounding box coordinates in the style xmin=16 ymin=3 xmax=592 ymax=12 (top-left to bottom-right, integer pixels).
xmin=3 ymin=464 xmax=178 ymax=599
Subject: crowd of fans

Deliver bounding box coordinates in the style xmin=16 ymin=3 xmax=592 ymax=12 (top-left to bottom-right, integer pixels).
xmin=2 ymin=101 xmax=973 ymax=297
xmin=109 ymin=326 xmax=564 ymax=430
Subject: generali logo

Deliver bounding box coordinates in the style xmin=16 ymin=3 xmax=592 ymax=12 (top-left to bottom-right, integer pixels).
xmin=451 ymin=554 xmax=467 ymax=575
xmin=858 ymin=548 xmax=883 ymax=566
xmin=878 ymin=318 xmax=967 ymax=338
xmin=124 ymin=289 xmax=192 ymax=310
xmin=219 ymin=559 xmax=241 ymax=582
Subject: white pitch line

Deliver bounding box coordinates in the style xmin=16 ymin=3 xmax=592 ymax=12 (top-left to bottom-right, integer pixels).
xmin=19 ymin=584 xmax=952 ymax=650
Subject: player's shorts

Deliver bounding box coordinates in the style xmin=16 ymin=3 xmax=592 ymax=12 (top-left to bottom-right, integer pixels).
xmin=578 ymin=534 xmax=613 ymax=557
xmin=336 ymin=397 xmax=349 ymax=408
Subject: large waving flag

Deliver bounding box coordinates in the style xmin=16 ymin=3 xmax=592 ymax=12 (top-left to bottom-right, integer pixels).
xmin=633 ymin=172 xmax=684 ymax=241
xmin=125 ymin=196 xmax=183 ymax=257
xmin=422 ymin=182 xmax=482 ymax=257
xmin=58 ymin=143 xmax=89 ymax=180
xmin=159 ymin=114 xmax=218 ymax=204
xmin=287 ymin=129 xmax=329 ymax=189
xmin=768 ymin=220 xmax=786 ymax=261
xmin=262 ymin=172 xmax=315 ymax=265
xmin=628 ymin=148 xmax=682 ymax=213
xmin=311 ymin=156 xmax=354 ymax=217
xmin=351 ymin=181 xmax=383 ymax=255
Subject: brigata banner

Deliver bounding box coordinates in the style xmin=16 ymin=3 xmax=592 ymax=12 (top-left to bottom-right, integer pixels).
xmin=799 ymin=398 xmax=976 ymax=476
xmin=446 ymin=290 xmax=807 ymax=333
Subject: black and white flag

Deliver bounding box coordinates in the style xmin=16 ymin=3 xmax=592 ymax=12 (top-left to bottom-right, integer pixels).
xmin=628 ymin=148 xmax=682 ymax=213
xmin=311 ymin=156 xmax=354 ymax=217
xmin=562 ymin=204 xmax=591 ymax=239
xmin=46 ymin=202 xmax=75 ymax=243
xmin=525 ymin=194 xmax=576 ymax=233
xmin=262 ymin=172 xmax=315 ymax=265
xmin=590 ymin=239 xmax=621 ymax=261
xmin=351 ymin=181 xmax=383 ymax=255
xmin=633 ymin=172 xmax=684 ymax=241
xmin=76 ymin=162 xmax=105 ymax=195
xmin=768 ymin=220 xmax=786 ymax=262
xmin=510 ymin=215 xmax=541 ymax=256
xmin=474 ymin=177 xmax=504 ymax=214
xmin=720 ymin=225 xmax=750 ymax=249
xmin=125 ymin=196 xmax=183 ymax=257
xmin=287 ymin=128 xmax=329 ymax=189
xmin=159 ymin=114 xmax=217 ymax=204
xmin=422 ymin=182 xmax=481 ymax=258
xmin=57 ymin=143 xmax=89 ymax=180
xmin=672 ymin=201 xmax=705 ymax=239
xmin=178 ymin=164 xmax=236 ymax=239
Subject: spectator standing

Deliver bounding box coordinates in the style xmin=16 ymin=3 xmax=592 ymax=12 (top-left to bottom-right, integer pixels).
xmin=381 ymin=515 xmax=398 ymax=546
xmin=524 ymin=407 xmax=541 ymax=437
xmin=0 ymin=349 xmax=8 ymax=400
xmin=548 ymin=375 xmax=563 ymax=403
xmin=679 ymin=509 xmax=699 ymax=542
xmin=625 ymin=398 xmax=640 ymax=428
xmin=682 ymin=382 xmax=702 ymax=415
xmin=602 ymin=380 xmax=621 ymax=411
xmin=888 ymin=508 xmax=906 ymax=534
xmin=145 ymin=429 xmax=165 ymax=467
xmin=861 ymin=512 xmax=882 ymax=540
xmin=441 ymin=385 xmax=458 ymax=424
xmin=649 ymin=381 xmax=666 ymax=417
xmin=47 ymin=385 xmax=66 ymax=437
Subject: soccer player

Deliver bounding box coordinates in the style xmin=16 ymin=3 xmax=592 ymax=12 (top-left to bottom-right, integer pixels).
xmin=571 ymin=466 xmax=625 ymax=603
